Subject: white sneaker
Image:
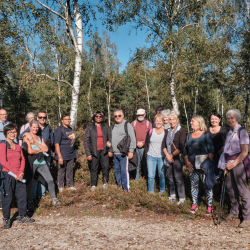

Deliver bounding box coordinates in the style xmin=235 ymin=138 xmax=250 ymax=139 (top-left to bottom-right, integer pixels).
xmin=103 ymin=183 xmax=107 ymax=189
xmin=91 ymin=186 xmax=96 ymax=192
xmin=59 ymin=188 xmax=64 ymax=193
xmin=68 ymin=186 xmax=76 ymax=191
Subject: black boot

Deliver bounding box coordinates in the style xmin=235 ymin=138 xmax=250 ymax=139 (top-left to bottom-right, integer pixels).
xmin=3 ymin=218 xmax=11 ymax=229
xmin=17 ymin=215 xmax=35 ymax=224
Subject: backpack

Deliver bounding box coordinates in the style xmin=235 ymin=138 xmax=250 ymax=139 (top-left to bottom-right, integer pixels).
xmin=237 ymin=127 xmax=250 ymax=156
xmin=0 ymin=140 xmax=9 ymax=195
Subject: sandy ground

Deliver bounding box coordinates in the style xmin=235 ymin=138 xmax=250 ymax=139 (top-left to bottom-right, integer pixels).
xmin=0 ymin=212 xmax=249 ymax=250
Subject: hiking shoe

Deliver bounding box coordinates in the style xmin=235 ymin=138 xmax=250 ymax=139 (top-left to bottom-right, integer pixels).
xmin=190 ymin=204 xmax=198 ymax=214
xmin=168 ymin=197 xmax=177 ymax=202
xmin=238 ymin=220 xmax=250 ymax=228
xmin=3 ymin=218 xmax=11 ymax=229
xmin=27 ymin=201 xmax=34 ymax=212
xmin=159 ymin=192 xmax=165 ymax=198
xmin=17 ymin=215 xmax=35 ymax=224
xmin=91 ymin=186 xmax=96 ymax=192
xmin=205 ymin=206 xmax=213 ymax=216
xmin=177 ymin=200 xmax=185 ymax=206
xmin=103 ymin=183 xmax=107 ymax=189
xmin=223 ymin=213 xmax=238 ymax=220
xmin=52 ymin=198 xmax=60 ymax=206
xmin=59 ymin=188 xmax=64 ymax=193
xmin=68 ymin=186 xmax=76 ymax=191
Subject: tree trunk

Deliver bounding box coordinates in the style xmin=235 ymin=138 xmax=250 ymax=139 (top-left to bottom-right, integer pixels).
xmin=221 ymin=93 xmax=224 ymax=126
xmin=144 ymin=65 xmax=151 ymax=120
xmin=108 ymin=82 xmax=111 ymax=126
xmin=243 ymin=67 xmax=249 ymax=128
xmin=69 ymin=0 xmax=83 ymax=131
xmin=193 ymin=86 xmax=198 ymax=116
xmin=170 ymin=63 xmax=179 ymax=114
xmin=183 ymin=98 xmax=190 ymax=132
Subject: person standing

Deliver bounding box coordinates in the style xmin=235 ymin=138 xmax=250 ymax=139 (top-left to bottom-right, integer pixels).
xmin=84 ymin=111 xmax=113 ymax=191
xmin=162 ymin=111 xmax=186 ymax=205
xmin=218 ymin=109 xmax=250 ymax=228
xmin=54 ymin=115 xmax=76 ymax=192
xmin=0 ymin=123 xmax=35 ymax=229
xmin=161 ymin=109 xmax=171 ymax=130
xmin=19 ymin=112 xmax=35 ymax=146
xmin=0 ymin=109 xmax=9 ymax=209
xmin=144 ymin=114 xmax=167 ymax=195
xmin=152 ymin=105 xmax=164 ymax=128
xmin=19 ymin=111 xmax=54 ymax=202
xmin=183 ymin=115 xmax=214 ymax=215
xmin=112 ymin=110 xmax=136 ymax=192
xmin=131 ymin=109 xmax=152 ymax=181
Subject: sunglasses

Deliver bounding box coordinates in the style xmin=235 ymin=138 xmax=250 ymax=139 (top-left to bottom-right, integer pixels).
xmin=38 ymin=116 xmax=47 ymax=119
xmin=114 ymin=115 xmax=122 ymax=118
xmin=137 ymin=114 xmax=144 ymax=117
xmin=95 ymin=115 xmax=102 ymax=118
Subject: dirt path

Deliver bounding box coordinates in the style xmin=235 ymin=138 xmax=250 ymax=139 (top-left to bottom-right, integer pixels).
xmin=0 ymin=212 xmax=249 ymax=250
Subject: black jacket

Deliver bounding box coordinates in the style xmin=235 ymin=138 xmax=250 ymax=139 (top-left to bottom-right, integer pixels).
xmin=83 ymin=123 xmax=112 ymax=157
xmin=144 ymin=129 xmax=168 ymax=158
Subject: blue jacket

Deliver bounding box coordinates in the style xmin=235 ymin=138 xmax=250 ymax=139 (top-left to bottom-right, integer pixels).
xmin=200 ymin=157 xmax=217 ymax=190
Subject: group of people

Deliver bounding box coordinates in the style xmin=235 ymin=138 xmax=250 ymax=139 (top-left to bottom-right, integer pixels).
xmin=0 ymin=105 xmax=250 ymax=229
xmin=84 ymin=106 xmax=250 ymax=228
xmin=0 ymin=109 xmax=77 ymax=229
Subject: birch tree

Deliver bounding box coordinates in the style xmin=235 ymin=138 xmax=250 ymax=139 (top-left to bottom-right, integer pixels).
xmin=32 ymin=0 xmax=84 ymax=130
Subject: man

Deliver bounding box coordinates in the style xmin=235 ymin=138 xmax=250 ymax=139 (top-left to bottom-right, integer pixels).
xmin=111 ymin=110 xmax=136 ymax=192
xmin=0 ymin=109 xmax=9 ymax=208
xmin=131 ymin=109 xmax=152 ymax=181
xmin=152 ymin=105 xmax=164 ymax=128
xmin=19 ymin=111 xmax=54 ymax=201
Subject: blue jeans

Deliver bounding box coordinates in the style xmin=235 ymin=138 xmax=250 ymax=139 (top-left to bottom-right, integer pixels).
xmin=147 ymin=155 xmax=165 ymax=193
xmin=32 ymin=156 xmax=51 ymax=199
xmin=114 ymin=154 xmax=129 ymax=191
xmin=135 ymin=147 xmax=146 ymax=181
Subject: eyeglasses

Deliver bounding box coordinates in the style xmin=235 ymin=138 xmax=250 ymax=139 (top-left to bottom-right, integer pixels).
xmin=114 ymin=115 xmax=122 ymax=118
xmin=8 ymin=131 xmax=17 ymax=134
xmin=63 ymin=118 xmax=71 ymax=120
xmin=0 ymin=113 xmax=7 ymax=116
xmin=95 ymin=116 xmax=102 ymax=118
xmin=38 ymin=116 xmax=47 ymax=119
xmin=137 ymin=114 xmax=144 ymax=117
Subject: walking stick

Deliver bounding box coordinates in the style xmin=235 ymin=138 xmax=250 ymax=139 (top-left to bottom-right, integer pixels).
xmin=215 ymin=169 xmax=228 ymax=225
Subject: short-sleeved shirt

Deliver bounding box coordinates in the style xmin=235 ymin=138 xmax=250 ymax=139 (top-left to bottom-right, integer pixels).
xmin=225 ymin=124 xmax=249 ymax=156
xmin=54 ymin=126 xmax=76 ymax=161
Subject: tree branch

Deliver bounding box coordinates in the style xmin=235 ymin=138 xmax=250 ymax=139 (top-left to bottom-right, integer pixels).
xmin=35 ymin=73 xmax=77 ymax=94
xmin=35 ymin=0 xmax=66 ymax=21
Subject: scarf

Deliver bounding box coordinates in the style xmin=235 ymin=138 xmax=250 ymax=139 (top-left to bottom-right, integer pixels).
xmin=164 ymin=124 xmax=181 ymax=166
xmin=218 ymin=125 xmax=239 ymax=170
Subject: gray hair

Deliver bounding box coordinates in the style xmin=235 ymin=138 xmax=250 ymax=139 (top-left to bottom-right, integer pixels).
xmin=29 ymin=120 xmax=39 ymax=127
xmin=226 ymin=109 xmax=241 ymax=122
xmin=113 ymin=109 xmax=123 ymax=115
xmin=161 ymin=109 xmax=171 ymax=116
xmin=26 ymin=112 xmax=35 ymax=121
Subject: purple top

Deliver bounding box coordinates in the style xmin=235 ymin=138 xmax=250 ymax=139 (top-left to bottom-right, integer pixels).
xmin=225 ymin=124 xmax=249 ymax=156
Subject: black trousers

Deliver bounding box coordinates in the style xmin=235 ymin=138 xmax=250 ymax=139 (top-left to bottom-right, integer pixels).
xmin=90 ymin=150 xmax=109 ymax=186
xmin=57 ymin=159 xmax=74 ymax=188
xmin=2 ymin=171 xmax=27 ymax=218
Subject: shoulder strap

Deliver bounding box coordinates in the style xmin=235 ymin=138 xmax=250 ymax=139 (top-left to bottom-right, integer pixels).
xmin=59 ymin=125 xmax=65 ymax=145
xmin=146 ymin=120 xmax=149 ymax=129
xmin=149 ymin=128 xmax=153 ymax=136
xmin=112 ymin=124 xmax=115 ymax=130
xmin=237 ymin=127 xmax=244 ymax=139
xmin=124 ymin=121 xmax=128 ymax=136
xmin=133 ymin=120 xmax=136 ymax=128
xmin=48 ymin=124 xmax=53 ymax=134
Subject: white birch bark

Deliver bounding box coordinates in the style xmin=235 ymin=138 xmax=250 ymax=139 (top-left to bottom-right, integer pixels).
xmin=221 ymin=93 xmax=224 ymax=126
xmin=193 ymin=86 xmax=198 ymax=116
xmin=144 ymin=65 xmax=151 ymax=120
xmin=170 ymin=63 xmax=179 ymax=114
xmin=183 ymin=98 xmax=190 ymax=132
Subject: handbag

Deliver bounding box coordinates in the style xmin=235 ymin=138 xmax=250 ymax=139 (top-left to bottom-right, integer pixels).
xmin=172 ymin=142 xmax=185 ymax=165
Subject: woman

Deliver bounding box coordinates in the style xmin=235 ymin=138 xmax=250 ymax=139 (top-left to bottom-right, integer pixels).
xmin=161 ymin=109 xmax=171 ymax=130
xmin=162 ymin=111 xmax=186 ymax=205
xmin=23 ymin=120 xmax=60 ymax=206
xmin=19 ymin=112 xmax=35 ymax=146
xmin=218 ymin=109 xmax=250 ymax=228
xmin=83 ymin=111 xmax=113 ymax=191
xmin=0 ymin=124 xmax=34 ymax=229
xmin=208 ymin=112 xmax=229 ymax=165
xmin=183 ymin=115 xmax=214 ymax=215
xmin=54 ymin=115 xmax=76 ymax=192
xmin=144 ymin=114 xmax=167 ymax=194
